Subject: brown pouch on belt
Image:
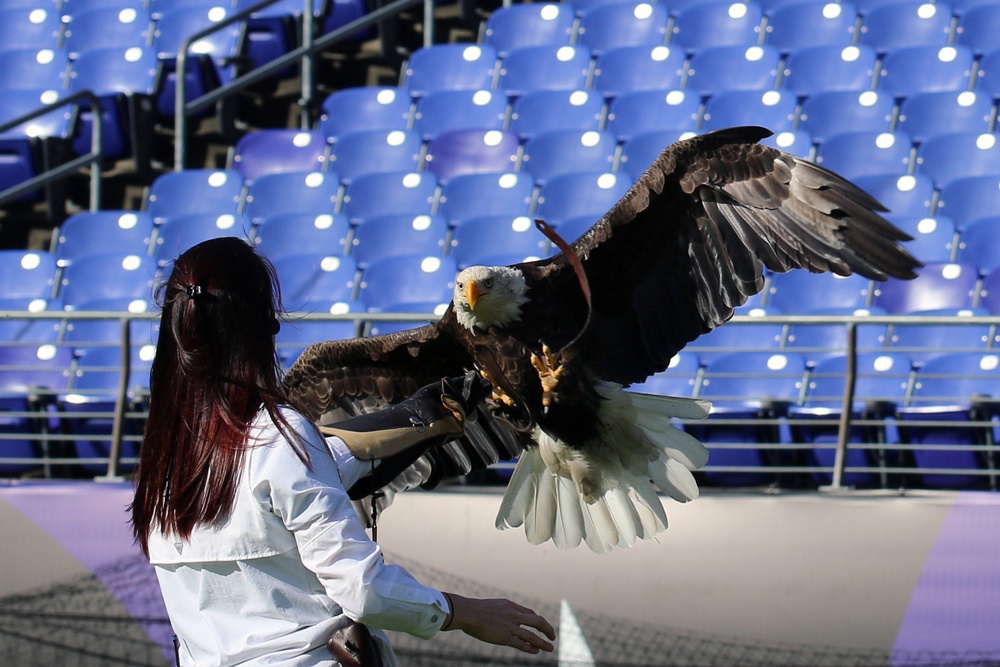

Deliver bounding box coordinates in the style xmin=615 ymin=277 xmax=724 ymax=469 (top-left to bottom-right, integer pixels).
xmin=327 ymin=621 xmax=383 ymax=667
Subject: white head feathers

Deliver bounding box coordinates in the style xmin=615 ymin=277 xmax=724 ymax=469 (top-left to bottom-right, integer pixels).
xmin=454 ymin=265 xmax=530 ymax=331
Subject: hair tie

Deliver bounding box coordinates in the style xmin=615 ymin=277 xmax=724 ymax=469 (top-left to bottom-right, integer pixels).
xmin=185 ymin=284 xmax=203 ymax=299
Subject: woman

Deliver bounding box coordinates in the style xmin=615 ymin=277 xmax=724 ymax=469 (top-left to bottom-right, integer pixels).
xmin=130 ymin=238 xmax=555 ymax=666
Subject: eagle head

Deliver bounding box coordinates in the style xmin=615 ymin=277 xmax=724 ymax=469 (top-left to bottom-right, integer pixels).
xmin=454 ymin=265 xmax=530 ymax=331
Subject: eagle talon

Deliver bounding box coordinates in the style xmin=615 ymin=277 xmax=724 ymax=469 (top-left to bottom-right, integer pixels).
xmin=530 ymin=344 xmax=564 ymax=408
xmin=480 ymin=369 xmax=517 ymax=407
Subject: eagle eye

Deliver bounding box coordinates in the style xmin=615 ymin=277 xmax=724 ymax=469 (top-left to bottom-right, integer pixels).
xmin=484 ymin=278 xmax=494 ymax=288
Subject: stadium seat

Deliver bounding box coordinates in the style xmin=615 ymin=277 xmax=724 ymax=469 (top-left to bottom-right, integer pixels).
xmin=534 ymin=171 xmax=631 ymax=228
xmin=0 ymin=89 xmax=72 ymax=203
xmin=242 ymin=171 xmax=341 ymax=225
xmin=871 ymin=261 xmax=980 ymax=314
xmin=357 ymin=254 xmax=457 ymax=313
xmin=552 ymin=215 xmax=600 ymax=246
xmin=340 ymin=171 xmax=438 ymax=223
xmin=895 ymin=352 xmax=1000 ymax=488
xmin=327 ymin=129 xmax=422 ymax=184
xmin=576 ymin=2 xmax=669 ymax=57
xmin=684 ymin=45 xmax=782 ymax=97
xmin=815 ymin=131 xmax=913 ymax=180
xmin=889 ymin=215 xmax=957 ymax=264
xmin=935 ymin=175 xmax=1000 ymax=230
xmin=61 ymin=6 xmax=152 ymax=60
xmin=877 ymin=45 xmax=976 ymax=100
xmin=858 ymin=1 xmax=954 ymax=53
xmin=798 ymin=90 xmax=895 ymax=144
xmin=619 ymin=130 xmax=694 ymax=183
xmin=481 ymin=2 xmax=575 ymax=58
xmin=767 ymin=271 xmax=874 ymax=312
xmin=60 ymin=296 xmax=152 ymax=355
xmin=625 ymin=351 xmax=702 ymax=399
xmin=781 ymin=44 xmax=878 ymax=97
xmin=318 ymin=87 xmax=412 ymax=142
xmin=605 ymin=89 xmax=700 ymax=143
xmin=145 ymin=169 xmax=244 ymax=225
xmin=448 ymin=215 xmax=549 ymax=269
xmin=783 ymin=306 xmax=889 ymax=367
xmin=760 ymin=129 xmax=814 ymax=159
xmin=271 ymin=253 xmax=359 ymax=311
xmin=0 ymin=250 xmax=58 ymax=302
xmin=508 ymin=90 xmax=604 ymax=142
xmin=956 ymin=216 xmax=1000 ymax=274
xmin=57 ymin=253 xmax=156 ymax=309
xmin=887 ymin=307 xmax=994 ymax=366
xmin=763 ymin=1 xmax=859 ymax=53
xmin=402 ymin=43 xmax=498 ymax=97
xmin=437 ymin=172 xmax=535 ymax=226
xmin=152 ymin=214 xmax=250 ymax=266
xmin=412 ymin=89 xmax=508 ymax=141
xmin=790 ymin=351 xmax=913 ymax=486
xmin=978 ymin=47 xmax=1000 ymax=97
xmin=977 ymin=266 xmax=1000 ymax=314
xmin=0 ymin=48 xmax=69 ymax=93
xmin=701 ymin=89 xmax=797 ymax=133
xmin=915 ymin=132 xmax=1000 ymax=191
xmin=252 ymin=212 xmax=350 ymax=261
xmin=591 ymin=45 xmax=686 ymax=98
xmin=54 ymin=211 xmax=153 ymax=267
xmin=852 ymin=174 xmax=934 ymax=218
xmin=349 ymin=213 xmax=448 ymax=269
xmin=0 ymin=7 xmax=61 ymax=50
xmin=233 ymin=0 xmax=325 ymax=73
xmin=955 ymin=1 xmax=1000 ymax=56
xmin=520 ymin=130 xmax=618 ymax=185
xmin=896 ymin=91 xmax=995 ymax=145
xmin=276 ymin=300 xmax=363 ymax=369
xmin=495 ymin=45 xmax=592 ymax=98
xmin=670 ymin=1 xmax=764 ymax=54
xmin=423 ymin=128 xmax=521 ymax=183
xmin=687 ymin=305 xmax=786 ymax=364
xmin=231 ymin=129 xmax=328 ymax=184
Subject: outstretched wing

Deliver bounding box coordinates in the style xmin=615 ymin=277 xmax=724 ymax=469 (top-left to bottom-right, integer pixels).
xmin=517 ymin=126 xmax=922 ymax=385
xmin=282 ymin=315 xmax=525 ymax=512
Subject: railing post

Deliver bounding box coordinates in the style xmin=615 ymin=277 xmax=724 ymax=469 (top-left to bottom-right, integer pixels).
xmin=829 ymin=321 xmax=858 ymax=490
xmin=300 ymin=0 xmax=315 ymax=128
xmin=424 ymin=0 xmax=434 ymax=47
xmin=96 ymin=318 xmax=131 ymax=482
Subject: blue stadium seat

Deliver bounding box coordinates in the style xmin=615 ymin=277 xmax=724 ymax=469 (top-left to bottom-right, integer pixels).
xmin=349 ymin=213 xmax=448 ymax=269
xmin=327 ymin=129 xmax=422 ymax=184
xmin=448 ymin=215 xmax=549 ymax=269
xmin=977 ymin=266 xmax=1000 ymax=314
xmin=481 ymin=2 xmax=575 ymax=57
xmin=423 ymin=128 xmax=521 ymax=183
xmin=619 ymin=130 xmax=694 ymax=182
xmin=887 ymin=307 xmax=994 ymax=366
xmin=591 ymin=45 xmax=686 ymax=98
xmin=61 ymin=6 xmax=151 ymax=60
xmin=340 ymin=171 xmax=438 ymax=223
xmin=605 ymin=90 xmax=700 ymax=143
xmin=437 ymin=172 xmax=535 ymax=226
xmin=670 ymin=1 xmax=764 ymax=54
xmin=564 ymin=0 xmax=644 ymax=17
xmin=242 ymin=171 xmax=341 ymax=225
xmin=798 ymin=90 xmax=894 ymax=144
xmin=271 ymin=253 xmax=359 ymax=310
xmin=896 ymin=91 xmax=995 ymax=145
xmin=231 ymin=129 xmax=328 ymax=184
xmin=520 ymin=130 xmax=618 ymax=185
xmin=318 ymin=86 xmax=412 ymax=142
xmin=701 ymin=89 xmax=797 ymax=132
xmin=146 ymin=169 xmax=244 ymax=225
xmin=233 ymin=0 xmax=325 ymax=73
xmin=852 ymin=174 xmax=934 ymax=218
xmin=57 ymin=253 xmax=156 ymax=309
xmin=276 ymin=300 xmax=363 ymax=369
xmin=252 ymin=212 xmax=350 ymax=261
xmin=767 ymin=271 xmax=874 ymax=312
xmin=877 ymin=45 xmax=976 ymax=100
xmin=626 ymin=351 xmax=702 ymax=399
xmin=358 ymin=254 xmax=457 ymax=313
xmin=684 ymin=45 xmax=782 ymax=97
xmin=858 ymin=1 xmax=955 ymax=53
xmin=763 ymin=0 xmax=858 ymax=53
xmin=790 ymin=351 xmax=913 ymax=486
xmin=872 ymin=261 xmax=980 ymax=314
xmin=0 ymin=48 xmax=69 ymax=93
xmin=0 ymin=250 xmax=57 ymax=302
xmin=153 ymin=214 xmax=250 ymax=267
xmin=815 ymin=131 xmax=913 ymax=180
xmin=687 ymin=305 xmax=786 ymax=364
xmin=955 ymin=2 xmax=1000 ymax=56
xmin=60 ymin=296 xmax=153 ymax=355
xmin=534 ymin=171 xmax=631 ymax=228
xmin=0 ymin=89 xmax=72 ymax=203
xmin=402 ymin=43 xmax=498 ymax=97
xmin=552 ymin=215 xmax=600 ymax=246
xmin=956 ymin=216 xmax=1000 ymax=274
xmin=576 ymin=2 xmax=669 ymax=57
xmin=0 ymin=7 xmax=61 ymax=50
xmin=935 ymin=175 xmax=1000 ymax=230
xmin=412 ymin=89 xmax=508 ymax=141
xmin=915 ymin=132 xmax=1000 ymax=191
xmin=508 ymin=90 xmax=604 ymax=142
xmin=976 ymin=47 xmax=1000 ymax=97
xmin=889 ymin=215 xmax=957 ymax=264
xmin=496 ymin=45 xmax=592 ymax=98
xmin=783 ymin=306 xmax=889 ymax=367
xmin=895 ymin=352 xmax=1000 ymax=488
xmin=54 ymin=211 xmax=153 ymax=267
xmin=760 ymin=129 xmax=814 ymax=159
xmin=781 ymin=44 xmax=878 ymax=97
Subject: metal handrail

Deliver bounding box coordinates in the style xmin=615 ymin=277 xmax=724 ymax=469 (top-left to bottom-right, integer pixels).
xmin=0 ymin=90 xmax=104 ymax=210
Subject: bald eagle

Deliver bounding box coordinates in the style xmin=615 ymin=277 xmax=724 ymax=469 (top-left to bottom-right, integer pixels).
xmin=282 ymin=126 xmax=920 ymax=554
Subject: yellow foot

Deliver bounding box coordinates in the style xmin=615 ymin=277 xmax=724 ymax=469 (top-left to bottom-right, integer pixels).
xmin=481 ymin=369 xmax=516 ymax=407
xmin=530 ymin=344 xmax=564 ymax=409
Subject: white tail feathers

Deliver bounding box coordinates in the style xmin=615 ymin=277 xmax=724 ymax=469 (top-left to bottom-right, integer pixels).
xmin=495 ymin=386 xmax=710 ymax=554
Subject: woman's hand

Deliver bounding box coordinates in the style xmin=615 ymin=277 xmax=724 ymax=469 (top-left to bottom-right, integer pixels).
xmin=441 ymin=592 xmax=556 ymax=654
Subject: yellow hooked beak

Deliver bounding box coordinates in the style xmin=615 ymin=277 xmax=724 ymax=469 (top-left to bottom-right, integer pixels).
xmin=464 ymin=280 xmax=480 ymax=309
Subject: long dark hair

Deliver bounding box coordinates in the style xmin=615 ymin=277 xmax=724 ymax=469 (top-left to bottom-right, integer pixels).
xmin=131 ymin=237 xmax=306 ymax=556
